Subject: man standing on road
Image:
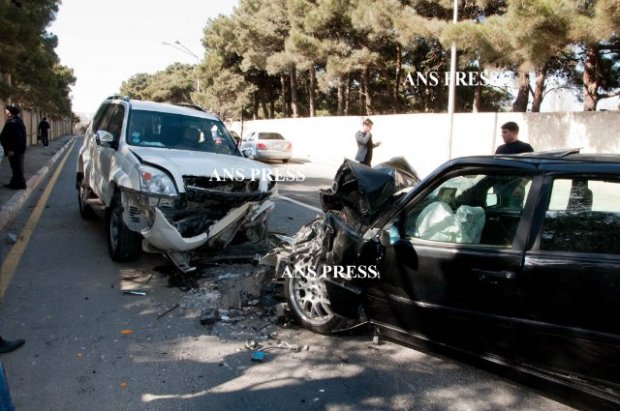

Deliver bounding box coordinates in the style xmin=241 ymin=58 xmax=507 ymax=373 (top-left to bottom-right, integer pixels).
xmin=495 ymin=122 xmax=534 ymax=154
xmin=355 ymin=118 xmax=381 ymax=166
xmin=0 ymin=105 xmax=28 ymax=190
xmin=38 ymin=116 xmax=50 ymax=147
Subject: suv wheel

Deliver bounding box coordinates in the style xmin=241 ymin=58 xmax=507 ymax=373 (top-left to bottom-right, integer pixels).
xmin=284 ymin=261 xmax=344 ymax=334
xmin=105 ymin=191 xmax=141 ymax=261
xmin=77 ymin=180 xmax=97 ymax=220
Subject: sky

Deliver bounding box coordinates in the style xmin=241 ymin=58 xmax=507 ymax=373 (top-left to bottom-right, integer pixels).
xmin=49 ymin=0 xmax=239 ymax=116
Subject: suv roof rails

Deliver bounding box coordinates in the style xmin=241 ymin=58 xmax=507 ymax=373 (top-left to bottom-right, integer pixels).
xmin=174 ymin=103 xmax=205 ymax=112
xmin=106 ymin=95 xmax=131 ymax=102
xmin=530 ymin=148 xmax=582 ymax=158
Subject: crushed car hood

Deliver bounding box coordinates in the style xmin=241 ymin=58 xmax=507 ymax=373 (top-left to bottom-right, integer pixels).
xmin=129 ymin=146 xmax=272 ymax=191
xmin=321 ymin=157 xmax=420 ymax=225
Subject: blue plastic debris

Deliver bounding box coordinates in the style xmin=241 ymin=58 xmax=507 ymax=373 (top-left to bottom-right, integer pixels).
xmin=251 ymin=351 xmax=267 ymax=362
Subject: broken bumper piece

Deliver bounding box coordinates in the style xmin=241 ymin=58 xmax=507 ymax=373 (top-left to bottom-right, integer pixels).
xmin=141 ymin=200 xmax=275 ymax=272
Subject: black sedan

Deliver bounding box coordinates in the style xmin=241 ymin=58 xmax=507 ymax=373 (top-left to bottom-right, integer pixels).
xmin=280 ymin=151 xmax=620 ymax=409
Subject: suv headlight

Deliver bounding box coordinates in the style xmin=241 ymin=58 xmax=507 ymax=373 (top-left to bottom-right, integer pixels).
xmin=138 ymin=165 xmax=177 ymax=197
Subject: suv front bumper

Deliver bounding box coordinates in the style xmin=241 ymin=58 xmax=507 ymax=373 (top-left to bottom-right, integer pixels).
xmin=141 ymin=200 xmax=274 ymax=252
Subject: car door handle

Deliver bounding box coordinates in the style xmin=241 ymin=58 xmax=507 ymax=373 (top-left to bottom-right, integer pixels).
xmin=472 ymin=268 xmax=516 ymax=282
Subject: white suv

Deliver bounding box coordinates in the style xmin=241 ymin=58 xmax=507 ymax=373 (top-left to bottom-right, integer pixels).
xmin=76 ymin=97 xmax=275 ymax=272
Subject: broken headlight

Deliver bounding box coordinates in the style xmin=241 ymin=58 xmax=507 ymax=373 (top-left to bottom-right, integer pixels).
xmin=138 ymin=165 xmax=178 ymax=197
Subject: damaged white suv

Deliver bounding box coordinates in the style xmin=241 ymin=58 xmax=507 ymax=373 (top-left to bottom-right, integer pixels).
xmin=76 ymin=97 xmax=275 ymax=272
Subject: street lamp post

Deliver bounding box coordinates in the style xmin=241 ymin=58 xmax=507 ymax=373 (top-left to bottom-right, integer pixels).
xmin=447 ymin=0 xmax=458 ymax=159
xmin=162 ymin=40 xmax=201 ymax=93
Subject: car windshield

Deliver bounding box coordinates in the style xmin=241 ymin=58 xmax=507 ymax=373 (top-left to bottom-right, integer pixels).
xmin=258 ymin=132 xmax=285 ymax=140
xmin=126 ymin=110 xmax=240 ymax=156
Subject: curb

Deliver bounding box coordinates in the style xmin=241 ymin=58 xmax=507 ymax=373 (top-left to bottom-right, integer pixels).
xmin=0 ymin=136 xmax=76 ymax=232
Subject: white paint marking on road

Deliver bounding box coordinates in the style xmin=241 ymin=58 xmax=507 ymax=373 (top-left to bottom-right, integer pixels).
xmin=274 ymin=195 xmax=324 ymax=214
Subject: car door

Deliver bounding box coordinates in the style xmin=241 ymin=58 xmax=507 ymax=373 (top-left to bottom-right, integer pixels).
xmin=517 ymin=173 xmax=620 ymax=391
xmin=366 ymin=167 xmax=539 ymax=361
xmin=239 ymin=132 xmax=255 ymax=155
xmin=85 ymin=103 xmax=110 ymax=193
xmin=92 ymin=103 xmax=126 ymax=203
xmin=80 ymin=103 xmax=110 ymax=186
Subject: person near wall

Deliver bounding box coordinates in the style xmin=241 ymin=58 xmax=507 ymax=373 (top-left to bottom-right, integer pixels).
xmin=495 ymin=121 xmax=534 ymax=154
xmin=354 ymin=118 xmax=381 ymax=166
xmin=38 ymin=116 xmax=50 ymax=147
xmin=0 ymin=105 xmax=28 ymax=190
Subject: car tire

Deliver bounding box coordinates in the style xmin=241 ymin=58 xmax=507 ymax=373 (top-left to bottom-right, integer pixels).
xmin=284 ymin=264 xmax=345 ymax=335
xmin=77 ymin=180 xmax=97 ymax=220
xmin=282 ymin=159 xmax=290 ymax=164
xmin=105 ymin=191 xmax=141 ymax=262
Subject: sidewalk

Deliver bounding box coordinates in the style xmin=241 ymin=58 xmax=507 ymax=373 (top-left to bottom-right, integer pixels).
xmin=0 ymin=134 xmax=76 ymax=231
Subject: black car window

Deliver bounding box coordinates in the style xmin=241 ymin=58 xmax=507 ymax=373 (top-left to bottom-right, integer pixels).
xmin=98 ymin=104 xmax=125 ymax=141
xmin=402 ymin=172 xmax=532 ymax=247
xmin=540 ymin=177 xmax=620 ymax=254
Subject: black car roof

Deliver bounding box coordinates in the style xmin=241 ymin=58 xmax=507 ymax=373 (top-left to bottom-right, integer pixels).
xmin=449 ymin=150 xmax=620 ymax=173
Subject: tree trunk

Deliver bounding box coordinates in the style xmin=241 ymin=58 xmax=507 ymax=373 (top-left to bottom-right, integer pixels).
xmin=280 ymin=74 xmax=288 ymax=117
xmin=583 ymin=44 xmax=600 ymax=111
xmin=361 ymin=66 xmax=373 ymax=115
xmin=393 ymin=43 xmax=402 ymax=113
xmin=531 ymin=65 xmax=547 ymax=113
xmin=472 ymin=85 xmax=481 ymax=113
xmin=270 ymin=99 xmax=275 ymax=119
xmin=472 ymin=67 xmax=482 ymax=113
xmin=308 ymin=65 xmax=316 ymax=117
xmin=261 ymin=93 xmax=269 ymax=119
xmin=344 ymin=73 xmax=350 ymax=116
xmin=252 ymin=92 xmax=259 ymax=120
xmin=512 ymin=70 xmax=530 ymax=112
xmin=359 ymin=72 xmax=365 ymax=115
xmin=337 ymin=78 xmax=345 ymax=116
xmin=289 ymin=65 xmax=299 ymax=118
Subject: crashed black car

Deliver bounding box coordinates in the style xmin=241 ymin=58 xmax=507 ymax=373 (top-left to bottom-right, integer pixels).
xmin=280 ymin=152 xmax=620 ymax=408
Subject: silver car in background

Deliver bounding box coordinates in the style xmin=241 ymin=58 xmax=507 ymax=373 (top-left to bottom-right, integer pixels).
xmin=240 ymin=131 xmax=292 ymax=163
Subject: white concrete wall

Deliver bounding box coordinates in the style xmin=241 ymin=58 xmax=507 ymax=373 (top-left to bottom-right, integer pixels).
xmin=232 ymin=111 xmax=620 ymax=178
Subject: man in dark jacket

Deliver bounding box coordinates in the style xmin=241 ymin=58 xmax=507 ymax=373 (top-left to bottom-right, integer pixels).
xmin=354 ymin=118 xmax=381 ymax=166
xmin=495 ymin=121 xmax=534 ymax=154
xmin=0 ymin=105 xmax=28 ymax=189
xmin=38 ymin=116 xmax=50 ymax=147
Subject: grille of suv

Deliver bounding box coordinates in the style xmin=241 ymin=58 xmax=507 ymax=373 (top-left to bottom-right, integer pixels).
xmin=183 ymin=176 xmax=260 ymax=193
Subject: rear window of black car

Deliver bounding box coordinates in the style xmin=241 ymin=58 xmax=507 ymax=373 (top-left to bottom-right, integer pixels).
xmin=541 ymin=177 xmax=620 ymax=254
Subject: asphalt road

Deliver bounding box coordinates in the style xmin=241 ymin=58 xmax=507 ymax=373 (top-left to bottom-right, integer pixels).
xmin=0 ymin=142 xmax=573 ymax=410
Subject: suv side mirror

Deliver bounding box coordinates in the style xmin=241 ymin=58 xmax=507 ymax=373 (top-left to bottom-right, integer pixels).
xmin=96 ymin=130 xmax=118 ymax=149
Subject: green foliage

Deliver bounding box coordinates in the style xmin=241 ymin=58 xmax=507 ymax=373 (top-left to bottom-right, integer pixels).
xmin=0 ymin=0 xmax=74 ymax=117
xmin=193 ymin=69 xmax=257 ymax=120
xmin=116 ymin=0 xmax=619 ymax=116
xmin=443 ymin=0 xmax=620 ymax=111
xmin=120 ymin=64 xmax=196 ymax=104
